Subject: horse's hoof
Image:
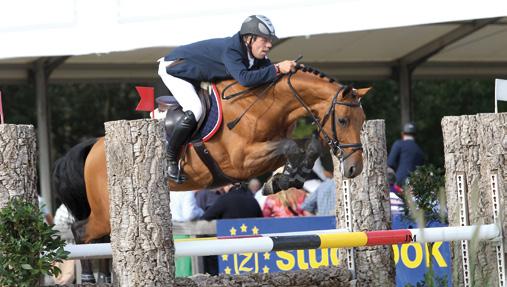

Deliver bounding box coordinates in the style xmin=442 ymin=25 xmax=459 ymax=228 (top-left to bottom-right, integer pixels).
xmin=262 ymin=176 xmax=282 ymax=195
xmin=262 ymin=183 xmax=274 ymax=195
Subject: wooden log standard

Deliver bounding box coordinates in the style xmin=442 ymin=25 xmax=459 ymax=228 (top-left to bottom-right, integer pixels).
xmin=334 ymin=119 xmax=395 ymax=286
xmin=442 ymin=113 xmax=507 ymax=287
xmin=105 ymin=119 xmax=174 ymax=287
xmin=0 ymin=124 xmax=37 ymax=208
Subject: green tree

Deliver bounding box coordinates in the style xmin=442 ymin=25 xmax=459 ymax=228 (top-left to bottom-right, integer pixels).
xmin=0 ymin=199 xmax=69 ymax=286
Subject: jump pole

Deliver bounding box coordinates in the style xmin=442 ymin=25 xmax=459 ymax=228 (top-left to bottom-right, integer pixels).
xmin=65 ymin=224 xmax=500 ymax=259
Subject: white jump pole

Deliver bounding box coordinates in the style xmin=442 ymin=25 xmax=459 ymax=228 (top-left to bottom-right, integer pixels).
xmin=65 ymin=224 xmax=500 ymax=259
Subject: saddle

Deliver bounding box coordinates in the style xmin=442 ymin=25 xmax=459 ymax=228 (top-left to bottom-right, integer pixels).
xmin=156 ymin=81 xmax=237 ymax=188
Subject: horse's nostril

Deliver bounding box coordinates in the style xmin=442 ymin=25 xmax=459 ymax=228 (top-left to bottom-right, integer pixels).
xmin=348 ymin=166 xmax=356 ymax=176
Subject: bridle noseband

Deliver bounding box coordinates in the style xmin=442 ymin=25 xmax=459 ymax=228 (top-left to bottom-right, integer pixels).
xmin=287 ymin=72 xmax=363 ymax=162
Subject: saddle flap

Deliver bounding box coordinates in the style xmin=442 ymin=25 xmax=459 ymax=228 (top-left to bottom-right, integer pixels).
xmin=160 ymin=83 xmax=223 ymax=144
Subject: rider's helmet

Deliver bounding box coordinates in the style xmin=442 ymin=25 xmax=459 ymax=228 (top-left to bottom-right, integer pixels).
xmin=240 ymin=15 xmax=277 ymax=41
xmin=402 ymin=122 xmax=417 ymax=135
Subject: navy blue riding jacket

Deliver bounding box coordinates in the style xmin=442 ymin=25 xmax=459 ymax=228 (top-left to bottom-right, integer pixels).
xmin=164 ymin=32 xmax=277 ymax=87
xmin=387 ymin=139 xmax=425 ymax=186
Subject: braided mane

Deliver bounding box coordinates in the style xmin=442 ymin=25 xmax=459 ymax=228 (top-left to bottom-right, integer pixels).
xmin=295 ymin=64 xmax=337 ymax=84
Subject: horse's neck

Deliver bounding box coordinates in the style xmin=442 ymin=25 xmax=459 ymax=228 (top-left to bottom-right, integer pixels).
xmin=216 ymin=76 xmax=329 ymax=136
xmin=273 ymin=75 xmax=330 ymax=124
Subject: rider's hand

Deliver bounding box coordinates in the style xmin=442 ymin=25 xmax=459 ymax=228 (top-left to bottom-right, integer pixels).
xmin=276 ymin=60 xmax=297 ymax=74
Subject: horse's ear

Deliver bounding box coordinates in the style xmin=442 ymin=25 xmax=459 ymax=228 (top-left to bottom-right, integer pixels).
xmin=354 ymin=87 xmax=372 ymax=99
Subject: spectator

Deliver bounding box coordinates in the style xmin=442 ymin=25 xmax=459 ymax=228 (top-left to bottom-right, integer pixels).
xmin=262 ymin=187 xmax=310 ymax=217
xmin=170 ymin=191 xmax=203 ymax=277
xmin=195 ymin=188 xmax=224 ymax=212
xmin=170 ymin=190 xmax=204 ymax=222
xmin=301 ymin=169 xmax=336 ymax=216
xmin=200 ymin=183 xmax=263 ymax=275
xmin=302 ymin=158 xmax=327 ymax=194
xmin=248 ymin=178 xmax=261 ymax=195
xmin=201 ymin=184 xmax=263 ymax=220
xmin=51 ymin=204 xmax=76 ymax=285
xmin=248 ymin=178 xmax=268 ymax=209
xmin=387 ymin=122 xmax=425 ymax=189
xmin=38 ymin=195 xmax=54 ymax=225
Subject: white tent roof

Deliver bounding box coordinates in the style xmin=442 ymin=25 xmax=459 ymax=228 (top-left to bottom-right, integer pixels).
xmin=1 ymin=0 xmax=506 ymax=60
xmin=0 ymin=1 xmax=506 ymax=82
xmin=2 ymin=17 xmax=507 ymax=82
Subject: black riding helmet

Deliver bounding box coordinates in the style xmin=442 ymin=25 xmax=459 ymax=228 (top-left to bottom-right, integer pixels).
xmin=240 ymin=15 xmax=278 ymax=41
xmin=403 ymin=122 xmax=417 ymax=135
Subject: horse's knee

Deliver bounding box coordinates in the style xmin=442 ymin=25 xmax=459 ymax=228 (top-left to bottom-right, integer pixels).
xmin=263 ymin=173 xmax=304 ymax=195
xmin=280 ymin=139 xmax=300 ymax=156
xmin=305 ymin=135 xmax=321 ymax=160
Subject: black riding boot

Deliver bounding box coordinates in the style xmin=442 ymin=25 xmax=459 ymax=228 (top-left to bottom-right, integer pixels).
xmin=167 ymin=110 xmax=197 ymax=182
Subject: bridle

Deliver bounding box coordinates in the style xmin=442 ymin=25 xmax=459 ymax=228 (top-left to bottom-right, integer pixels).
xmin=287 ymin=71 xmax=363 ymax=162
xmin=222 ymin=68 xmax=364 ymax=162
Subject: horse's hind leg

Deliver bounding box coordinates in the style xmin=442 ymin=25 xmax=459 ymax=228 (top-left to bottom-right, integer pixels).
xmin=80 ymin=260 xmax=96 ymax=283
xmin=93 ymin=235 xmax=112 ymax=283
xmin=83 ymin=138 xmax=111 ymax=243
xmin=71 ymin=219 xmax=96 ymax=283
xmin=97 ymin=258 xmax=112 ymax=283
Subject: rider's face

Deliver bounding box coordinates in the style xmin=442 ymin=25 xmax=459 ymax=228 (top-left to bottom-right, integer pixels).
xmin=250 ymin=36 xmax=273 ymax=59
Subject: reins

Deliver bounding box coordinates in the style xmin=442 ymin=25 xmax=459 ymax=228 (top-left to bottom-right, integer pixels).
xmin=222 ymin=66 xmax=363 ymax=161
xmin=222 ymin=74 xmax=285 ymax=130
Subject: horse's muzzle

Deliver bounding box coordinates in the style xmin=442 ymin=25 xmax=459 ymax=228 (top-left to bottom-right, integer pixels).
xmin=341 ymin=152 xmax=363 ymax=178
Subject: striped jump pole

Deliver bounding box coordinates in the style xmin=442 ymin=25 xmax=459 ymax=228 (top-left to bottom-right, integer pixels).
xmin=65 ymin=224 xmax=500 ymax=259
xmin=176 ymin=224 xmax=500 ymax=256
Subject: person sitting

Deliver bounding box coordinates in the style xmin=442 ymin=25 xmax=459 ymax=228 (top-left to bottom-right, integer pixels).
xmin=301 ymin=168 xmax=336 ymax=216
xmin=170 ymin=190 xmax=204 ymax=222
xmin=158 ymin=15 xmax=297 ymax=181
xmin=262 ymin=187 xmax=310 ymax=217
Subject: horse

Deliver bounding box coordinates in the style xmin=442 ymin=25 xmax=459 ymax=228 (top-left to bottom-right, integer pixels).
xmin=53 ymin=65 xmax=369 ymax=247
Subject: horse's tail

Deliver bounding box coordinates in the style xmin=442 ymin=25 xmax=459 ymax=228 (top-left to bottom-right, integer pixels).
xmin=52 ymin=138 xmax=98 ymax=221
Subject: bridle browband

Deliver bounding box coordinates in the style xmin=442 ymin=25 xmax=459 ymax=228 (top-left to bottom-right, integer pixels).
xmin=222 ymin=67 xmax=364 ymax=162
xmin=286 ymin=71 xmax=363 ymax=162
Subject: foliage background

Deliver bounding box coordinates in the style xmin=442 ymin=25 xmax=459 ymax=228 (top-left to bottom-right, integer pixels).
xmin=1 ymin=78 xmax=506 ymax=193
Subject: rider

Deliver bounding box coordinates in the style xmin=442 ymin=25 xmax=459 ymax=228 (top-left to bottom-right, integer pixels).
xmin=158 ymin=15 xmax=297 ymax=181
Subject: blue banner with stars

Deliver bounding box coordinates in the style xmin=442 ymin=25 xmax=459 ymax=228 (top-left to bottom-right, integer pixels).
xmin=217 ymin=216 xmax=338 ymax=275
xmin=216 ymin=214 xmax=452 ymax=286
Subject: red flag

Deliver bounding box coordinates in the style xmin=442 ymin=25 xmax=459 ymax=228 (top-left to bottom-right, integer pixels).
xmin=135 ymin=86 xmax=154 ymax=112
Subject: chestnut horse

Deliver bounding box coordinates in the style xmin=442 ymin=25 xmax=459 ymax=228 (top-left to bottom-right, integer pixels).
xmin=53 ymin=66 xmax=369 ymax=245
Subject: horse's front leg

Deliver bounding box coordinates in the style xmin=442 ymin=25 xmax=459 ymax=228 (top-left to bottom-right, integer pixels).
xmin=263 ymin=136 xmax=321 ymax=195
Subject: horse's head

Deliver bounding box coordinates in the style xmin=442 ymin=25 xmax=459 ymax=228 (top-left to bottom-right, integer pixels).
xmin=329 ymin=86 xmax=369 ymax=178
xmin=286 ymin=67 xmax=368 ymax=178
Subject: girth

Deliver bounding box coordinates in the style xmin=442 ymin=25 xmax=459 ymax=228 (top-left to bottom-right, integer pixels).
xmin=191 ymin=141 xmax=238 ymax=189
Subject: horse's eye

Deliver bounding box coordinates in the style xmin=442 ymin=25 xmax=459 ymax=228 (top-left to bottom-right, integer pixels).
xmin=338 ymin=118 xmax=348 ymax=127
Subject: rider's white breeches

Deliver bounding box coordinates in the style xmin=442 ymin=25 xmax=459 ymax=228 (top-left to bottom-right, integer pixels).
xmin=157 ymin=57 xmax=203 ymax=121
